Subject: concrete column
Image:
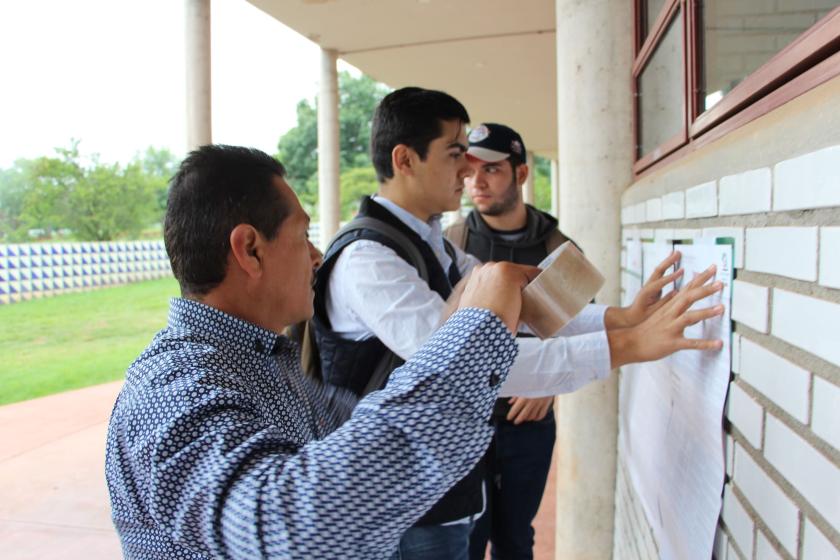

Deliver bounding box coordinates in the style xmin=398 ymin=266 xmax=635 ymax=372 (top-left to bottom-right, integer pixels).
xmin=550 ymin=158 xmax=560 ymax=218
xmin=318 ymin=48 xmax=341 ymax=247
xmin=554 ymin=0 xmax=634 ymax=558
xmin=523 ymin=150 xmax=536 ymax=205
xmin=184 ymin=0 xmax=212 ymax=150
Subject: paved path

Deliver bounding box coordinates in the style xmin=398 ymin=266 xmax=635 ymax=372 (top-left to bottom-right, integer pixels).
xmin=0 ymin=381 xmax=123 ymax=559
xmin=0 ymin=382 xmax=556 ymax=559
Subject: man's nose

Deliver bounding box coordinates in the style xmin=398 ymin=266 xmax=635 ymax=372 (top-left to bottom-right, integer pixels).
xmin=309 ymin=241 xmax=323 ymax=270
xmin=467 ymin=170 xmax=486 ymax=188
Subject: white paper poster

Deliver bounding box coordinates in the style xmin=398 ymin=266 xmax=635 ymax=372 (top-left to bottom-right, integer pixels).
xmin=620 ymin=241 xmax=733 ymax=560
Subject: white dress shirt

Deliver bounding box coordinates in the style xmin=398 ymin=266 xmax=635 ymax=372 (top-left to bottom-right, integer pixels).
xmin=326 ymin=195 xmax=612 ymax=399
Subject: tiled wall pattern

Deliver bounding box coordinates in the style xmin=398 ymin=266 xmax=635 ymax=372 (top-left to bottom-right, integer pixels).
xmin=0 ymin=240 xmax=171 ymax=305
xmin=616 ymin=144 xmax=840 ymax=559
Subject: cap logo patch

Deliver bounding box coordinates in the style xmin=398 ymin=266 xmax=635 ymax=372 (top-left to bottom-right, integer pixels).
xmin=510 ymin=140 xmax=523 ymax=154
xmin=468 ymin=125 xmax=490 ymax=143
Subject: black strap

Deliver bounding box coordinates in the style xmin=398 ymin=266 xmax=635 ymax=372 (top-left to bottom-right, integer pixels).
xmin=328 ymin=217 xmax=430 ymax=397
xmin=329 ymin=217 xmax=430 ymax=283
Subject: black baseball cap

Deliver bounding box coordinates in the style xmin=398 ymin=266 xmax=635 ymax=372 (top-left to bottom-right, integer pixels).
xmin=466 ymin=123 xmax=526 ymax=163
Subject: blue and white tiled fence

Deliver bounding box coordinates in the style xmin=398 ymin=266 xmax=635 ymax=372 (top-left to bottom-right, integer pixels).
xmin=0 ymin=240 xmax=172 ymax=305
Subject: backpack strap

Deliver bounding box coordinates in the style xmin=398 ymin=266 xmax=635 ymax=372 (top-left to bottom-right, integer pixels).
xmin=325 ymin=216 xmax=430 ymax=397
xmin=444 ymin=219 xmax=469 ymax=251
xmin=328 ymin=216 xmax=430 ymax=283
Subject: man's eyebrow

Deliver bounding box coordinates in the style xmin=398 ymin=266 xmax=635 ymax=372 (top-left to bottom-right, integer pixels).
xmin=447 ymin=142 xmax=468 ymax=152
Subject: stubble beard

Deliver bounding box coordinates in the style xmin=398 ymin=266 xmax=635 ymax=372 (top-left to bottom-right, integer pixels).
xmin=479 ymin=177 xmax=520 ymax=217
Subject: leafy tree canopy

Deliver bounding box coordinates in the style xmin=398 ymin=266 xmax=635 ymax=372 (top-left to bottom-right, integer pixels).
xmin=276 ymin=71 xmax=389 ymax=217
xmin=0 ymin=141 xmax=178 ymax=241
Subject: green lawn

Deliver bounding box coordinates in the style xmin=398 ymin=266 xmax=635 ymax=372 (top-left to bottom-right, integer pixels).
xmin=0 ymin=278 xmax=180 ymax=405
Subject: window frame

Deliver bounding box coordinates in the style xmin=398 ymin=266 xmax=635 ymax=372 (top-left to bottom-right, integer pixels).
xmin=633 ymin=0 xmax=690 ymax=171
xmin=633 ymin=1 xmax=840 ymax=177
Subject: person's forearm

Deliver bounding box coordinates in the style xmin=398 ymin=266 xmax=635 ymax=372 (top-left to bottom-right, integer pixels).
xmin=603 ymin=305 xmax=632 ymax=330
xmin=498 ymin=330 xmax=611 ymax=398
xmin=152 ymin=309 xmax=518 ymax=558
xmin=554 ymin=303 xmax=608 ymax=336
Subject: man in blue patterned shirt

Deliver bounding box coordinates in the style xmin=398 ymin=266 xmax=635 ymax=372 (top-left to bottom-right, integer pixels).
xmin=105 ymin=145 xmax=723 ymax=559
xmin=105 ymin=145 xmax=539 ymax=558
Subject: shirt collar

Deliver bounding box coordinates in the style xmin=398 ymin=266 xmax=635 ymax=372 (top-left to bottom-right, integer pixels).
xmin=168 ymin=298 xmax=289 ymax=357
xmin=372 ymin=195 xmax=452 ymax=274
xmin=373 ymin=195 xmax=442 ymax=243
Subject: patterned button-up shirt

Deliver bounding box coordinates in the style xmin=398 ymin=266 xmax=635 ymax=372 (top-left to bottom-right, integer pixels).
xmin=105 ymin=298 xmax=517 ymax=559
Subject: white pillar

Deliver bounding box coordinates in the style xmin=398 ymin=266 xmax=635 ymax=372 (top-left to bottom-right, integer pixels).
xmin=523 ymin=150 xmax=536 ymax=205
xmin=184 ymin=0 xmax=212 ymax=150
xmin=550 ymin=158 xmax=560 ymax=218
xmin=318 ymin=48 xmax=341 ymax=248
xmin=554 ymin=0 xmax=634 ymax=558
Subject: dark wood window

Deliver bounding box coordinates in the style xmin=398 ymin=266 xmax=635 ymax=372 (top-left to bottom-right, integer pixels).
xmin=633 ymin=0 xmax=840 ymax=175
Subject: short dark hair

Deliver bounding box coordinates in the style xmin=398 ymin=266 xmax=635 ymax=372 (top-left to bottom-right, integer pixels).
xmin=370 ymin=87 xmax=470 ymax=183
xmin=164 ymin=145 xmax=289 ymax=296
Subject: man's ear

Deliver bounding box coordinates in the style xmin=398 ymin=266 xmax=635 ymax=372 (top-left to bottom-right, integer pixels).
xmin=391 ymin=144 xmax=415 ymax=177
xmin=515 ymin=163 xmax=529 ymax=187
xmin=229 ymin=224 xmax=263 ymax=279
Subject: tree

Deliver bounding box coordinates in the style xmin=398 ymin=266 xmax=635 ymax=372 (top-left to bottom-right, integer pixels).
xmin=0 ymin=159 xmax=36 ymax=241
xmin=135 ymin=146 xmax=179 ymax=218
xmin=276 ymin=72 xmax=389 ymax=217
xmin=533 ymin=155 xmax=552 ymax=213
xmin=0 ymin=141 xmax=173 ymax=242
xmin=339 ymin=167 xmax=378 ymax=221
xmin=64 ymin=161 xmax=158 ymax=241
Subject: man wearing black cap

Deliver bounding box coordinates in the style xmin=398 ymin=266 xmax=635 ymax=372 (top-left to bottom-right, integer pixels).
xmin=445 ymin=123 xmax=574 ymax=560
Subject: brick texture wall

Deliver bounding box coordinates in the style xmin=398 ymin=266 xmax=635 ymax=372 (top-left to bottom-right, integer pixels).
xmin=617 ymin=142 xmax=840 ymax=560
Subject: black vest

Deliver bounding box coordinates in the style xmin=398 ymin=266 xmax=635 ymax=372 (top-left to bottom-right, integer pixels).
xmin=312 ymin=196 xmax=483 ymax=526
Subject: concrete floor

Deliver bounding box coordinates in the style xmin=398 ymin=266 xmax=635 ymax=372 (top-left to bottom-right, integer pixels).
xmin=0 ymin=381 xmax=556 ymax=559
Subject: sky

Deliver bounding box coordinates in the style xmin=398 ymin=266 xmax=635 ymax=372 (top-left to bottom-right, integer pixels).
xmin=0 ymin=0 xmax=353 ymax=168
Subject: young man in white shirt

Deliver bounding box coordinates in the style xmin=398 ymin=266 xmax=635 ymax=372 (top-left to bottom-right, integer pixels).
xmin=311 ymin=87 xmax=723 ymax=559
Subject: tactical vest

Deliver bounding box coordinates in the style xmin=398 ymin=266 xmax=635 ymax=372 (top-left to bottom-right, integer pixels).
xmin=312 ymin=196 xmax=484 ymax=526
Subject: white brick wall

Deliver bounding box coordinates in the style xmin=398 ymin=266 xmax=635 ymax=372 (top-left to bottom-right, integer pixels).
xmin=812 ymin=376 xmax=840 ymax=451
xmin=745 ymin=227 xmax=819 ymax=281
xmin=726 ymin=434 xmax=735 ymax=477
xmin=731 ymin=333 xmax=742 ymax=374
xmin=686 ymin=181 xmax=718 ymax=218
xmin=633 ymin=202 xmax=646 ymax=224
xmin=734 ymin=445 xmax=799 ymax=556
xmin=719 ymin=168 xmax=772 ymax=215
xmin=774 ymin=145 xmax=840 ymax=211
xmin=772 ymin=289 xmax=840 ymax=367
xmin=739 ymin=338 xmax=810 ymax=423
xmin=722 ymin=485 xmax=754 ymax=559
xmin=820 ymin=227 xmax=840 ymax=289
xmin=618 ymin=143 xmax=840 ymax=560
xmin=765 ymin=414 xmax=840 ymax=528
xmin=727 ymin=383 xmax=764 ymax=449
xmin=646 ymin=198 xmax=662 ymax=222
xmin=662 ymin=191 xmax=685 ymax=219
xmin=803 ymin=520 xmax=840 ymax=560
xmin=732 ymin=280 xmax=770 ymax=333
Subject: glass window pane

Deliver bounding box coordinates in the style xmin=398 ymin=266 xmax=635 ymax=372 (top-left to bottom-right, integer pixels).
xmin=638 ymin=9 xmax=685 ymax=158
xmin=644 ymin=0 xmax=668 ymax=40
xmin=699 ymin=0 xmax=835 ymax=112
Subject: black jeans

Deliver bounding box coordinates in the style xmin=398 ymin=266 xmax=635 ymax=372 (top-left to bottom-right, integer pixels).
xmin=469 ymin=410 xmax=556 ymax=560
